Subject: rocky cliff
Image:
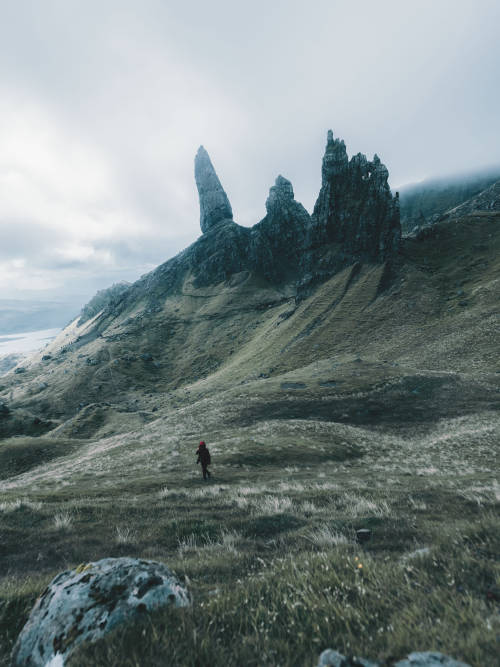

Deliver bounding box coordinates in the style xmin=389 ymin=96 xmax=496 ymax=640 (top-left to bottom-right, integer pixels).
xmin=190 ymin=130 xmax=400 ymax=288
xmin=87 ymin=131 xmax=400 ymax=322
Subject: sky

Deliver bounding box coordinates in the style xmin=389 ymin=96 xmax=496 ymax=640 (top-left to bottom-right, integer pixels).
xmin=1 ymin=0 xmax=499 ymax=308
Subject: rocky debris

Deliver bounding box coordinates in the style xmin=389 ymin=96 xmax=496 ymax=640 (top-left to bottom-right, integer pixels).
xmin=195 ymin=145 xmax=233 ymax=233
xmin=11 ymin=557 xmax=191 ymax=667
xmin=0 ymin=400 xmax=9 ymax=415
xmin=317 ymin=650 xmax=470 ymax=667
xmin=393 ymin=652 xmax=470 ymax=667
xmin=312 ymin=130 xmax=401 ymax=261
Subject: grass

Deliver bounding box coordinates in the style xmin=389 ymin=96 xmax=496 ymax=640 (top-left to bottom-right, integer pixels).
xmin=67 ymin=517 xmax=499 ymax=667
xmin=0 ymin=213 xmax=499 ymax=664
xmin=0 ymin=425 xmax=498 ymax=665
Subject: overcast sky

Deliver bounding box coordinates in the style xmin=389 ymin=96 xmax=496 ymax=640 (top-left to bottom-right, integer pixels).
xmin=1 ymin=0 xmax=499 ymax=305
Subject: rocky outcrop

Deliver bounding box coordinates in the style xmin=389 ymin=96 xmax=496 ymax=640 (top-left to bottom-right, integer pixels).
xmin=312 ymin=130 xmax=401 ymax=260
xmin=195 ymin=145 xmax=234 ymax=233
xmin=11 ymin=557 xmax=191 ymax=666
xmin=318 ymin=648 xmax=378 ymax=666
xmin=77 ymin=132 xmax=401 ymax=322
xmin=250 ymin=175 xmax=311 ymax=282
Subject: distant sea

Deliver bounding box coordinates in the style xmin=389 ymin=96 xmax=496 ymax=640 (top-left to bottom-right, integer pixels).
xmin=0 ymin=328 xmax=61 ymax=356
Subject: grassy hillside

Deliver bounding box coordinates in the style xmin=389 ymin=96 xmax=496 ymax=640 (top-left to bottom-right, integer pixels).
xmin=399 ymin=168 xmax=500 ymax=232
xmin=0 ymin=212 xmax=499 ymax=665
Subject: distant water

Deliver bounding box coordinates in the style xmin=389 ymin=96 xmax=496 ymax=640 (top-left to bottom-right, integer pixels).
xmin=0 ymin=328 xmax=61 ymax=355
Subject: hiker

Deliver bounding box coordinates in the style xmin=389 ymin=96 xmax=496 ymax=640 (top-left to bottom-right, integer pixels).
xmin=196 ymin=440 xmax=211 ymax=480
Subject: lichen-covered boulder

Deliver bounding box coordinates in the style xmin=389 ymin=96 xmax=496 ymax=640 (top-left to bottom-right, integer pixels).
xmin=11 ymin=557 xmax=191 ymax=666
xmin=317 ymin=650 xmax=470 ymax=667
xmin=393 ymin=652 xmax=470 ymax=667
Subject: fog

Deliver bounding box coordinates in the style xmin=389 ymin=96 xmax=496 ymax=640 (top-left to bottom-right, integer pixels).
xmin=1 ymin=0 xmax=499 ymax=307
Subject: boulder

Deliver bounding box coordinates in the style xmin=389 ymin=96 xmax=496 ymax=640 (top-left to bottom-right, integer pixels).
xmin=317 ymin=648 xmax=379 ymax=666
xmin=317 ymin=650 xmax=470 ymax=667
xmin=393 ymin=652 xmax=470 ymax=667
xmin=11 ymin=557 xmax=191 ymax=666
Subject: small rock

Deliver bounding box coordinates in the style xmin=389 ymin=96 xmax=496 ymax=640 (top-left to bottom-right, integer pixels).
xmin=11 ymin=557 xmax=191 ymax=667
xmin=317 ymin=648 xmax=379 ymax=666
xmin=393 ymin=651 xmax=470 ymax=667
xmin=356 ymin=529 xmax=372 ymax=544
xmin=14 ymin=367 xmax=26 ymax=374
xmin=42 ymin=354 xmax=52 ymax=361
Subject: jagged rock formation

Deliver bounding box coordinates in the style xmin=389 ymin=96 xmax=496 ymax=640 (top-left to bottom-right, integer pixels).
xmin=195 ymin=145 xmax=234 ymax=233
xmin=191 ymin=131 xmax=400 ymax=286
xmin=0 ymin=131 xmax=405 ymax=421
xmin=250 ymin=175 xmax=311 ymax=282
xmin=312 ymin=130 xmax=400 ymax=259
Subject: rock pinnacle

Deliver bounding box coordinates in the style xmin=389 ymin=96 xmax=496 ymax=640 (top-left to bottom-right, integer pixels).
xmin=195 ymin=146 xmax=233 ymax=233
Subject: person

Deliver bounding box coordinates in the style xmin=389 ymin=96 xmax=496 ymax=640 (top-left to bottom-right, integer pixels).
xmin=196 ymin=440 xmax=211 ymax=480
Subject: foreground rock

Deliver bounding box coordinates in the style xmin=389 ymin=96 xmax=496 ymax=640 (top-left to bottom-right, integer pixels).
xmin=318 ymin=648 xmax=378 ymax=666
xmin=394 ymin=653 xmax=471 ymax=667
xmin=318 ymin=649 xmax=470 ymax=667
xmin=11 ymin=557 xmax=191 ymax=666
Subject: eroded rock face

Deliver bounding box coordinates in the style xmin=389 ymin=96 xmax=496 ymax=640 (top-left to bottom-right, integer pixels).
xmin=312 ymin=130 xmax=401 ymax=260
xmin=250 ymin=175 xmax=311 ymax=282
xmin=195 ymin=145 xmax=233 ymax=233
xmin=11 ymin=557 xmax=191 ymax=666
xmin=191 ymin=134 xmax=400 ymax=288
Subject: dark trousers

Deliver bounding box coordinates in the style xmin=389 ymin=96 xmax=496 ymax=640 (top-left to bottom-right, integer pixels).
xmin=202 ymin=464 xmax=210 ymax=479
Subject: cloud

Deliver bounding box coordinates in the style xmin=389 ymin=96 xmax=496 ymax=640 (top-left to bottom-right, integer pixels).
xmin=0 ymin=0 xmax=499 ymax=307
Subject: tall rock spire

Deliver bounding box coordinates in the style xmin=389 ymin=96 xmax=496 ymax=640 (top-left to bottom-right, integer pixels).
xmin=195 ymin=146 xmax=233 ymax=233
xmin=312 ymin=130 xmax=401 ymax=259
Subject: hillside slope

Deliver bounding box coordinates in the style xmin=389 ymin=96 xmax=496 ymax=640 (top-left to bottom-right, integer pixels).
xmin=1 ymin=140 xmax=499 ymax=667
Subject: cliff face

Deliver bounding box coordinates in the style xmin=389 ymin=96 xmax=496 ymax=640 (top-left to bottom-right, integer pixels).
xmin=191 ymin=130 xmax=400 ymax=289
xmin=312 ymin=131 xmax=400 ymax=259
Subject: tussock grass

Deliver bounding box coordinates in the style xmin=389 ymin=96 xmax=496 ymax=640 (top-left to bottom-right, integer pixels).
xmin=69 ymin=516 xmax=500 ymax=667
xmin=52 ymin=511 xmax=74 ymax=531
xmin=305 ymin=525 xmax=350 ymax=547
xmin=115 ymin=526 xmax=136 ymax=545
